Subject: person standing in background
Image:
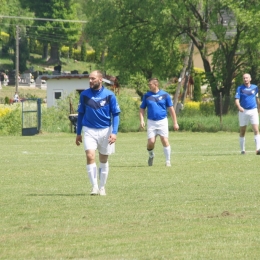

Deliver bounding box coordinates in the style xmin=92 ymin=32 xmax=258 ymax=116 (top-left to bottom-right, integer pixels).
xmin=235 ymin=73 xmax=260 ymax=155
xmin=139 ymin=78 xmax=179 ymax=167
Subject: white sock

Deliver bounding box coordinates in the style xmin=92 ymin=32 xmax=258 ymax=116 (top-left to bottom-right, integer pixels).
xmin=86 ymin=163 xmax=98 ymax=188
xmin=163 ymin=146 xmax=171 ymax=161
xmin=239 ymin=137 xmax=245 ymax=152
xmin=148 ymin=149 xmax=154 ymax=158
xmin=99 ymin=162 xmax=109 ymax=189
xmin=254 ymin=135 xmax=260 ymax=150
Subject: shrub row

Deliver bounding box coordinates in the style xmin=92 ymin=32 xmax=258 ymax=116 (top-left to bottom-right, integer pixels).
xmin=0 ymin=95 xmax=243 ymax=136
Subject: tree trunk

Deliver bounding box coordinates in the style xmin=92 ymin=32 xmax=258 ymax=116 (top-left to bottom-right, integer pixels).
xmin=47 ymin=43 xmax=60 ymax=64
xmin=42 ymin=44 xmax=48 ymax=60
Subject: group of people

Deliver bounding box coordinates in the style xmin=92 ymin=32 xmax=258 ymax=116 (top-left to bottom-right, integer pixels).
xmin=75 ymin=70 xmax=260 ymax=196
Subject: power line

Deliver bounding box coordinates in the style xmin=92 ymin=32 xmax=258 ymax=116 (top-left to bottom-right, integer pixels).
xmin=0 ymin=15 xmax=87 ymax=23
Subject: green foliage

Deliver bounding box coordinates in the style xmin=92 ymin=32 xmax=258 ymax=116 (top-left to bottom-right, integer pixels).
xmin=176 ymin=114 xmax=239 ymax=132
xmin=166 ymin=83 xmax=178 ymax=96
xmin=193 ymin=74 xmax=202 ymax=102
xmin=4 ymin=97 xmax=10 ymax=105
xmin=41 ymin=91 xmax=79 ymax=133
xmin=128 ymin=73 xmax=149 ymax=100
xmin=20 ymin=0 xmax=82 ymax=62
xmin=117 ymin=94 xmax=140 ymax=132
xmin=84 ymin=0 xmax=183 ymax=80
xmin=80 ymin=42 xmax=87 ymax=62
xmin=0 ymin=107 xmax=21 ymax=135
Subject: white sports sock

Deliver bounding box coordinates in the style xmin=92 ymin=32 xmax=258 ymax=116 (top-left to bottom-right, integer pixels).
xmin=99 ymin=162 xmax=109 ymax=189
xmin=163 ymin=146 xmax=171 ymax=161
xmin=254 ymin=135 xmax=260 ymax=150
xmin=86 ymin=163 xmax=98 ymax=188
xmin=239 ymin=137 xmax=245 ymax=152
xmin=148 ymin=149 xmax=154 ymax=158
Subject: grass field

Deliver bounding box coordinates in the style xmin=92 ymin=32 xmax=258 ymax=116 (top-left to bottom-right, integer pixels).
xmin=1 ymin=132 xmax=260 ymax=259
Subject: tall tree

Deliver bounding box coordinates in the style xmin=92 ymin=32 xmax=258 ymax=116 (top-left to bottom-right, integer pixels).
xmin=20 ymin=0 xmax=82 ymax=64
xmin=169 ymin=0 xmax=260 ymax=114
xmin=83 ymin=0 xmax=260 ymax=114
xmin=84 ymin=0 xmax=183 ymax=81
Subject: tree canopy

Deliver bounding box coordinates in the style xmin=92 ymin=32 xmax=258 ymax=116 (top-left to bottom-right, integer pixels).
xmin=84 ymin=0 xmax=260 ymax=114
xmin=19 ymin=0 xmax=83 ymax=64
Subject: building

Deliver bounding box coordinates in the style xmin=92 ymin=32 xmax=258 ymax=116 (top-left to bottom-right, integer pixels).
xmin=39 ymin=74 xmax=90 ymax=107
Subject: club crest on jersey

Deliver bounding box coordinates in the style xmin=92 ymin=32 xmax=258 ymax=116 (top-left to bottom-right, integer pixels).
xmin=158 ymin=96 xmax=163 ymax=100
xmin=100 ymin=100 xmax=106 ymax=106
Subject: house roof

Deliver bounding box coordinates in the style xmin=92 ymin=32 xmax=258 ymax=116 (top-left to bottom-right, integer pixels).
xmin=40 ymin=74 xmax=90 ymax=80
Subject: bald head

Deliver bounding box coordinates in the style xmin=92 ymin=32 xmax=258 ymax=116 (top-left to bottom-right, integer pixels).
xmin=89 ymin=70 xmax=103 ymax=90
xmin=243 ymin=73 xmax=251 ymax=87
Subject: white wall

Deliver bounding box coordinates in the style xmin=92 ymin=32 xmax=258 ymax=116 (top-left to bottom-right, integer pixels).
xmin=46 ymin=77 xmax=89 ymax=107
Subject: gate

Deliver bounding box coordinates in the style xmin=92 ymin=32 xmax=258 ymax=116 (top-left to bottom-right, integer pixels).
xmin=22 ymin=99 xmax=41 ymax=136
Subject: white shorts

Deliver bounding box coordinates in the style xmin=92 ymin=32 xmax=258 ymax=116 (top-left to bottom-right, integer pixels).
xmin=147 ymin=118 xmax=168 ymax=139
xmin=239 ymin=108 xmax=259 ymax=126
xmin=82 ymin=126 xmax=115 ymax=155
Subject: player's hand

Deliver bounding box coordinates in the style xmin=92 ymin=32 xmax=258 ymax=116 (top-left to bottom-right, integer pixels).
xmin=238 ymin=106 xmax=244 ymax=112
xmin=173 ymin=123 xmax=179 ymax=131
xmin=108 ymin=134 xmax=117 ymax=144
xmin=76 ymin=135 xmax=82 ymax=146
xmin=140 ymin=121 xmax=145 ymax=129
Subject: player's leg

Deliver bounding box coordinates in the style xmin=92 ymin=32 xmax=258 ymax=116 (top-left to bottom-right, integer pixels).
xmin=158 ymin=118 xmax=171 ymax=166
xmin=83 ymin=127 xmax=99 ymax=195
xmin=97 ymin=127 xmax=114 ymax=195
xmin=98 ymin=153 xmax=109 ymax=195
xmin=147 ymin=119 xmax=157 ymax=166
xmin=249 ymin=108 xmax=260 ymax=154
xmin=159 ymin=136 xmax=171 ymax=166
xmin=239 ymin=110 xmax=248 ymax=154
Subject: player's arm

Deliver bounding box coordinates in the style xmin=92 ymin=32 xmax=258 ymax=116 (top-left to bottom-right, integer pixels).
xmin=109 ymin=113 xmax=120 ymax=144
xmin=256 ymin=93 xmax=260 ymax=114
xmin=75 ymin=112 xmax=84 ymax=146
xmin=168 ymin=106 xmax=179 ymax=131
xmin=139 ymin=108 xmax=146 ymax=129
xmin=235 ymin=98 xmax=244 ymax=112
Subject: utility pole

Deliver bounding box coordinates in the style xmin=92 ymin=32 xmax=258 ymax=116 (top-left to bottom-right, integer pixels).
xmin=15 ymin=25 xmax=19 ymax=93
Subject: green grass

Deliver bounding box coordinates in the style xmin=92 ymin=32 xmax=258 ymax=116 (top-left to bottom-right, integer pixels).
xmin=1 ymin=132 xmax=260 ymax=259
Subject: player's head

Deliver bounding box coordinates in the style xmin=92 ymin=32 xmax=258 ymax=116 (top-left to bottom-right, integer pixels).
xmin=243 ymin=73 xmax=251 ymax=86
xmin=148 ymin=78 xmax=159 ymax=93
xmin=89 ymin=70 xmax=103 ymax=90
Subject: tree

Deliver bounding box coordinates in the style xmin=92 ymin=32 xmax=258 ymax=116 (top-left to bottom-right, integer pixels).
xmin=83 ymin=0 xmax=260 ymax=114
xmin=84 ymin=0 xmax=183 ymax=82
xmin=193 ymin=75 xmax=202 ymax=102
xmin=20 ymin=0 xmax=82 ymax=64
xmin=80 ymin=41 xmax=87 ymax=62
xmin=0 ymin=0 xmax=33 ymax=71
xmin=161 ymin=0 xmax=260 ymax=114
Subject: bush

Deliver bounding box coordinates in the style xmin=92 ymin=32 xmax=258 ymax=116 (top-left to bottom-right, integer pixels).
xmin=4 ymin=97 xmax=10 ymax=105
xmin=0 ymin=107 xmax=22 ymax=135
xmin=41 ymin=91 xmax=79 ymax=133
xmin=180 ymin=101 xmax=214 ymax=117
xmin=128 ymin=73 xmax=149 ymax=100
xmin=117 ymin=94 xmax=140 ymax=132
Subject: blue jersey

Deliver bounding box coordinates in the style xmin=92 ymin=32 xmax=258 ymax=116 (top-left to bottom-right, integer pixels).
xmin=235 ymin=84 xmax=258 ymax=109
xmin=140 ymin=90 xmax=173 ymax=121
xmin=77 ymin=86 xmax=120 ymax=132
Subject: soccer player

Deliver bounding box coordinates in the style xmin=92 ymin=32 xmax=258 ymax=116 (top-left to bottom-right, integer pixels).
xmin=75 ymin=70 xmax=121 ymax=195
xmin=139 ymin=78 xmax=179 ymax=167
xmin=235 ymin=73 xmax=260 ymax=155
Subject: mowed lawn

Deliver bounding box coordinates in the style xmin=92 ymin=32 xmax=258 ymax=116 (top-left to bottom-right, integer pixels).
xmin=1 ymin=131 xmax=260 ymax=259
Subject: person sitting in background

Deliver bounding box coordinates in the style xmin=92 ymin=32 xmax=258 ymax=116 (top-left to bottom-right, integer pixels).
xmin=13 ymin=92 xmax=19 ymax=102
